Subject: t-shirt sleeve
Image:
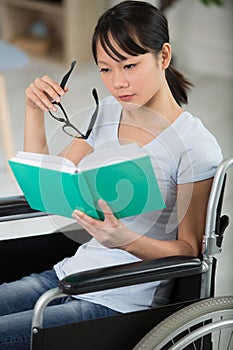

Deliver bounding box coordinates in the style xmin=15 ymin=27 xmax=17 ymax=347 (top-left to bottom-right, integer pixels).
xmin=84 ymin=130 xmax=94 ymax=148
xmin=177 ymin=129 xmax=223 ymax=184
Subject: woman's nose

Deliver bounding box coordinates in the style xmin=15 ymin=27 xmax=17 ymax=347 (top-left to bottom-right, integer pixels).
xmin=113 ymin=72 xmax=129 ymax=89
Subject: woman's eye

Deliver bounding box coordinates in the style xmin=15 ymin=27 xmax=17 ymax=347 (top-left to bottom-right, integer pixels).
xmin=99 ymin=68 xmax=109 ymax=73
xmin=125 ymin=64 xmax=136 ymax=70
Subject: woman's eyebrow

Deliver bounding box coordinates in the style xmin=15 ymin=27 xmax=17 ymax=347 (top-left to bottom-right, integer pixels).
xmin=97 ymin=55 xmax=133 ymax=65
xmin=97 ymin=60 xmax=110 ymax=65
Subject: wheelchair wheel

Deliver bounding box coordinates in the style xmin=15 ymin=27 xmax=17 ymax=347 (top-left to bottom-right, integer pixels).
xmin=133 ymin=296 xmax=233 ymax=350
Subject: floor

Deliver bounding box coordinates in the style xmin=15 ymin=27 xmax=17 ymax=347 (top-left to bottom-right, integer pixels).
xmin=0 ymin=56 xmax=232 ymax=297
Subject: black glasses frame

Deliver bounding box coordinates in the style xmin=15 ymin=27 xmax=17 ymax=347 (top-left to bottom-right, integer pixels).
xmin=49 ymin=60 xmax=99 ymax=139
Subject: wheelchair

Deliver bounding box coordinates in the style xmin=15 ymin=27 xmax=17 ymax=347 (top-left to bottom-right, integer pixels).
xmin=0 ymin=157 xmax=232 ymax=350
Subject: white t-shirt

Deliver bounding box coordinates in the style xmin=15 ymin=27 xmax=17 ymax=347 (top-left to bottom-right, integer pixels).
xmin=54 ymin=96 xmax=223 ymax=313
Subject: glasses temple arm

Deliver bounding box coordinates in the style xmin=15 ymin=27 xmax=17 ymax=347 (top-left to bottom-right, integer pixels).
xmin=60 ymin=60 xmax=77 ymax=89
xmin=85 ymin=88 xmax=99 ymax=138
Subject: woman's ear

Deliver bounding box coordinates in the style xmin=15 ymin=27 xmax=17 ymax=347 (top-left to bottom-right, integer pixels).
xmin=161 ymin=43 xmax=171 ymax=70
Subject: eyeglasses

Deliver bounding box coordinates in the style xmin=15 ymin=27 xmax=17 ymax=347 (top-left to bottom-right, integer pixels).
xmin=49 ymin=60 xmax=99 ymax=139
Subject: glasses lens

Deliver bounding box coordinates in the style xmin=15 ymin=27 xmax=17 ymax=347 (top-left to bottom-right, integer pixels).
xmin=63 ymin=125 xmax=84 ymax=138
xmin=50 ymin=104 xmax=66 ymax=122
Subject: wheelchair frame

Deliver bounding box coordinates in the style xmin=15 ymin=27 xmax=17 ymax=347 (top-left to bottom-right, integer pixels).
xmin=0 ymin=157 xmax=232 ymax=350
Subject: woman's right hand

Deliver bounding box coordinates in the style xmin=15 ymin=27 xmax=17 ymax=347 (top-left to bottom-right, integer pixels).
xmin=25 ymin=75 xmax=68 ymax=112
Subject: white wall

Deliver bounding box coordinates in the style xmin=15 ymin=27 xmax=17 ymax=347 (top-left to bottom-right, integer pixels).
xmin=162 ymin=0 xmax=233 ymax=79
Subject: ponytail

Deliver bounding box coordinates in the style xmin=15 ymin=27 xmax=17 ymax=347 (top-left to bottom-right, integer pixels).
xmin=165 ymin=65 xmax=193 ymax=106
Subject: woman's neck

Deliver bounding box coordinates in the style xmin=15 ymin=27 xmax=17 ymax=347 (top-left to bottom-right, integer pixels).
xmin=119 ymin=82 xmax=184 ymax=146
xmin=146 ymin=80 xmax=184 ymax=123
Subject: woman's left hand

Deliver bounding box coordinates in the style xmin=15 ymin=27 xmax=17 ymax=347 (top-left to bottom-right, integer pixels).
xmin=72 ymin=199 xmax=140 ymax=249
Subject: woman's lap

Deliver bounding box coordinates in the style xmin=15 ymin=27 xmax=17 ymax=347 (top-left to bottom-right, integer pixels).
xmin=0 ymin=269 xmax=120 ymax=350
xmin=0 ymin=269 xmax=59 ymax=316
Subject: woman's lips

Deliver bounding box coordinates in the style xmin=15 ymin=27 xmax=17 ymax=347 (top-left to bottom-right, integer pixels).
xmin=118 ymin=94 xmax=135 ymax=102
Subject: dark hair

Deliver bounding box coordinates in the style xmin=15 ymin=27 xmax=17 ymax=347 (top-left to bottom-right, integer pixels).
xmin=92 ymin=0 xmax=193 ymax=106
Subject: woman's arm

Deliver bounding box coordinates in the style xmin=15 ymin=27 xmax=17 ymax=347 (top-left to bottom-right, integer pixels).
xmin=24 ymin=75 xmax=64 ymax=154
xmin=24 ymin=105 xmax=48 ymax=154
xmin=59 ymin=138 xmax=93 ymax=165
xmin=123 ymin=178 xmax=213 ymax=259
xmin=72 ymin=178 xmax=213 ymax=260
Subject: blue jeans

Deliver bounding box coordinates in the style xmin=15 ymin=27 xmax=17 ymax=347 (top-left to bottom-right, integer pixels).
xmin=0 ymin=269 xmax=120 ymax=350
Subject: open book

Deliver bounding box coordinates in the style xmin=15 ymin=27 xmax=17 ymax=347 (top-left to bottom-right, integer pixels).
xmin=9 ymin=143 xmax=165 ymax=220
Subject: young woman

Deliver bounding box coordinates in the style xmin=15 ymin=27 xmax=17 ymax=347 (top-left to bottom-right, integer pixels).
xmin=0 ymin=1 xmax=223 ymax=349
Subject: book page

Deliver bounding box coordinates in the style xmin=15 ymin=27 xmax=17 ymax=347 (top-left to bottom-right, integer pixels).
xmin=12 ymin=151 xmax=77 ymax=173
xmin=78 ymin=143 xmax=147 ymax=172
xmin=11 ymin=143 xmax=146 ymax=174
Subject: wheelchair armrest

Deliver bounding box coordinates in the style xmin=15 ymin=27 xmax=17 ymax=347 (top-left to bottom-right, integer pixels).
xmin=59 ymin=256 xmax=202 ymax=295
xmin=0 ymin=195 xmax=46 ymax=221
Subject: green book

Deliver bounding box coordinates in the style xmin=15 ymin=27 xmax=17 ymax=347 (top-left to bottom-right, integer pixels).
xmin=8 ymin=143 xmax=165 ymax=220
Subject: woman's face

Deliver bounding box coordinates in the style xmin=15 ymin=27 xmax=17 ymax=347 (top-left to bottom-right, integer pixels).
xmin=96 ymin=38 xmax=169 ymax=110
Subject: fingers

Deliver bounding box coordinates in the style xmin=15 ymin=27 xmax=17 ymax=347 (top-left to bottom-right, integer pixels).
xmin=72 ymin=200 xmax=117 ymax=228
xmin=72 ymin=209 xmax=100 ymax=228
xmin=97 ymin=199 xmax=118 ymax=225
xmin=25 ymin=75 xmax=66 ymax=112
xmin=71 ymin=202 xmax=139 ymax=249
